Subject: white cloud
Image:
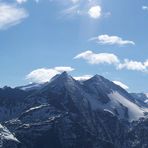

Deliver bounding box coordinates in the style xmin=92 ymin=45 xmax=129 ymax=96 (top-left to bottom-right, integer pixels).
xmin=54 ymin=66 xmax=75 ymax=72
xmin=16 ymin=0 xmax=39 ymax=4
xmin=74 ymin=51 xmax=148 ymax=73
xmin=144 ymin=60 xmax=148 ymax=67
xmin=74 ymin=50 xmax=119 ymax=65
xmin=0 ymin=3 xmax=28 ymax=29
xmin=142 ymin=6 xmax=148 ymax=11
xmin=74 ymin=75 xmax=92 ymax=81
xmin=26 ymin=66 xmax=74 ymax=83
xmin=71 ymin=0 xmax=80 ymax=4
xmin=16 ymin=0 xmax=28 ymax=4
xmin=88 ymin=5 xmax=102 ymax=19
xmin=60 ymin=1 xmax=103 ymax=19
xmin=117 ymin=59 xmax=146 ymax=72
xmin=113 ymin=81 xmax=129 ymax=90
xmin=90 ymin=34 xmax=135 ymax=46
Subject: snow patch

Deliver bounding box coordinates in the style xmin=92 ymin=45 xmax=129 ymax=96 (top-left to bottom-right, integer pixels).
xmin=104 ymin=109 xmax=115 ymax=116
xmin=24 ymin=104 xmax=49 ymax=113
xmin=108 ymin=91 xmax=147 ymax=121
xmin=19 ymin=83 xmax=42 ymax=91
xmin=144 ymin=100 xmax=148 ymax=103
xmin=0 ymin=124 xmax=19 ymax=142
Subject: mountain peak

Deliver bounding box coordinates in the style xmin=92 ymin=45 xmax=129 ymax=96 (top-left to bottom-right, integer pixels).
xmin=87 ymin=74 xmax=107 ymax=83
xmin=93 ymin=74 xmax=104 ymax=79
xmin=59 ymin=71 xmax=69 ymax=77
xmin=51 ymin=71 xmax=74 ymax=82
xmin=41 ymin=72 xmax=77 ymax=91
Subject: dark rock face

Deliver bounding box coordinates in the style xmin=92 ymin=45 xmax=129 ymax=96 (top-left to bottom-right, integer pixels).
xmin=0 ymin=72 xmax=148 ymax=148
xmin=0 ymin=87 xmax=31 ymax=121
xmin=125 ymin=118 xmax=148 ymax=148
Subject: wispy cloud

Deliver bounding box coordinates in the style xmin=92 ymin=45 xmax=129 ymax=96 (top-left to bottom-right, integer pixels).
xmin=90 ymin=34 xmax=135 ymax=46
xmin=113 ymin=81 xmax=129 ymax=90
xmin=16 ymin=0 xmax=28 ymax=4
xmin=59 ymin=0 xmax=104 ymax=19
xmin=74 ymin=50 xmax=119 ymax=65
xmin=0 ymin=3 xmax=28 ymax=29
xmin=71 ymin=0 xmax=80 ymax=4
xmin=61 ymin=4 xmax=81 ymax=17
xmin=62 ymin=4 xmax=102 ymax=19
xmin=16 ymin=0 xmax=39 ymax=4
xmin=26 ymin=66 xmax=75 ymax=83
xmin=142 ymin=6 xmax=148 ymax=11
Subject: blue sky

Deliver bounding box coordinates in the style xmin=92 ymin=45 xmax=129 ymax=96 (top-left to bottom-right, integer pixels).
xmin=0 ymin=0 xmax=148 ymax=92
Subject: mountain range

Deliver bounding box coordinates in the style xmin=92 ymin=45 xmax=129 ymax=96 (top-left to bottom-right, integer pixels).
xmin=0 ymin=72 xmax=148 ymax=148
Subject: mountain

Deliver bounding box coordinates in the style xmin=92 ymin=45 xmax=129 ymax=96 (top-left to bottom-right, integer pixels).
xmin=0 ymin=72 xmax=148 ymax=148
xmin=130 ymin=93 xmax=148 ymax=107
xmin=16 ymin=83 xmax=47 ymax=92
xmin=83 ymin=75 xmax=147 ymax=121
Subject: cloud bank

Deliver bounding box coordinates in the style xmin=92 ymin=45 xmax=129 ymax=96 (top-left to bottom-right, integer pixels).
xmin=74 ymin=50 xmax=148 ymax=73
